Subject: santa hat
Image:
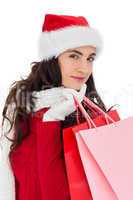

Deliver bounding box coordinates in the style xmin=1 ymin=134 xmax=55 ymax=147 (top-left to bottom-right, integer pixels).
xmin=37 ymin=13 xmax=103 ymax=61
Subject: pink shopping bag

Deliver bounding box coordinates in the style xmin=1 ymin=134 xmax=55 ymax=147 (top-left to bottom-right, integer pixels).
xmin=73 ymin=95 xmax=133 ymax=200
xmin=63 ymin=98 xmax=120 ymax=200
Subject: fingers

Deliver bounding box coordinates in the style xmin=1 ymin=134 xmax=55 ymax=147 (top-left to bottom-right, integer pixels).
xmin=77 ymin=83 xmax=87 ymax=101
xmin=79 ymin=83 xmax=87 ymax=95
xmin=61 ymin=83 xmax=87 ymax=102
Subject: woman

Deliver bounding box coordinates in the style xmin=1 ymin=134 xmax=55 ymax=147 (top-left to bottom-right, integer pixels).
xmin=0 ymin=13 xmax=111 ymax=200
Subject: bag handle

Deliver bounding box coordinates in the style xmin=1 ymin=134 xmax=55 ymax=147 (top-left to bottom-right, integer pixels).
xmin=83 ymin=96 xmax=116 ymax=124
xmin=82 ymin=99 xmax=110 ymax=124
xmin=73 ymin=95 xmax=117 ymax=130
xmin=75 ymin=99 xmax=100 ymax=125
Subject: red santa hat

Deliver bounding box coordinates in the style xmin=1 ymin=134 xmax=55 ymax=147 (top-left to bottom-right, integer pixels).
xmin=38 ymin=13 xmax=103 ymax=61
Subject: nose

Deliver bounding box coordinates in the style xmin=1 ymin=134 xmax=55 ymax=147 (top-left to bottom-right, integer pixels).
xmin=76 ymin=60 xmax=92 ymax=75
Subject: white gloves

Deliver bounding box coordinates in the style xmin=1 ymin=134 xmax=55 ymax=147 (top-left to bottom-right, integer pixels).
xmin=43 ymin=83 xmax=87 ymax=121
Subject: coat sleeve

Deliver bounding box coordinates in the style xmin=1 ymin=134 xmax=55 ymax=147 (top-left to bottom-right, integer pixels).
xmin=0 ymin=127 xmax=16 ymax=200
xmin=34 ymin=108 xmax=71 ymax=200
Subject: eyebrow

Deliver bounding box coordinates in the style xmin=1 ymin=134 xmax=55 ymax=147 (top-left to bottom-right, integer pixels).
xmin=66 ymin=50 xmax=96 ymax=57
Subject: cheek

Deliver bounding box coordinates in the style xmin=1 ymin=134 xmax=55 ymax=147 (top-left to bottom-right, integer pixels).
xmin=88 ymin=65 xmax=93 ymax=74
xmin=86 ymin=66 xmax=93 ymax=78
xmin=60 ymin=64 xmax=73 ymax=77
xmin=58 ymin=56 xmax=77 ymax=75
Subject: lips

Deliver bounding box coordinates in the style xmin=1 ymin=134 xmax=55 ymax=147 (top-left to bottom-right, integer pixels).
xmin=71 ymin=76 xmax=85 ymax=80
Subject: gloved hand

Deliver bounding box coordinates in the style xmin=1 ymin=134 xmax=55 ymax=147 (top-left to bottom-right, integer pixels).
xmin=42 ymin=83 xmax=87 ymax=121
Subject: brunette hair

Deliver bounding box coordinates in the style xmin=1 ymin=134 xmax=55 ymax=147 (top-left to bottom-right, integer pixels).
xmin=1 ymin=57 xmax=114 ymax=152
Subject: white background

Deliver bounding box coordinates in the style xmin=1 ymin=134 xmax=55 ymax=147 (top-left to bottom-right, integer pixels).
xmin=0 ymin=0 xmax=133 ymax=124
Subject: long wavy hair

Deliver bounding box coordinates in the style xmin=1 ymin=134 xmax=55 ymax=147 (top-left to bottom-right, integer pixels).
xmin=1 ymin=56 xmax=114 ymax=153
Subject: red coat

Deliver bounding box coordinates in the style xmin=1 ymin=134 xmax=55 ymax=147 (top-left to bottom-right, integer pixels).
xmin=9 ymin=108 xmax=71 ymax=200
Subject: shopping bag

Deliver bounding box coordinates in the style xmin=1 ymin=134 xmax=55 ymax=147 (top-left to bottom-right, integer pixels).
xmin=73 ymin=95 xmax=133 ymax=200
xmin=63 ymin=96 xmax=120 ymax=200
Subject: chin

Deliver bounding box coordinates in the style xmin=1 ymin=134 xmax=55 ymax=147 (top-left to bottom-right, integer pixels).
xmin=62 ymin=80 xmax=86 ymax=90
xmin=63 ymin=84 xmax=82 ymax=91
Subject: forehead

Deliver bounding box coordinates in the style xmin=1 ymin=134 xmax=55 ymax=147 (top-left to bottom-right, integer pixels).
xmin=65 ymin=45 xmax=96 ymax=53
xmin=58 ymin=45 xmax=96 ymax=58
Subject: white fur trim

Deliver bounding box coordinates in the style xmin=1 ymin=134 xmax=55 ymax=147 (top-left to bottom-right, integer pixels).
xmin=37 ymin=25 xmax=103 ymax=61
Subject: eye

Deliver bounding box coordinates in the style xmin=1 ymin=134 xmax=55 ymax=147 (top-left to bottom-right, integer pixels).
xmin=87 ymin=56 xmax=95 ymax=62
xmin=69 ymin=54 xmax=79 ymax=59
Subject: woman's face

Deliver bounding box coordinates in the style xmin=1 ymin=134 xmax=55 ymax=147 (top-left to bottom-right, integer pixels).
xmin=58 ymin=45 xmax=96 ymax=91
